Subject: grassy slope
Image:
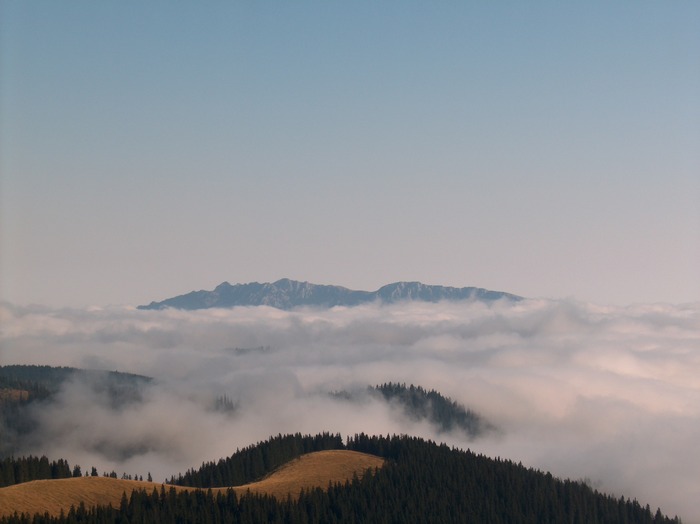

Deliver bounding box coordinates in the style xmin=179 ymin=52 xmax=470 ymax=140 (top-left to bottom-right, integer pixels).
xmin=0 ymin=450 xmax=384 ymax=518
xmin=239 ymin=450 xmax=383 ymax=499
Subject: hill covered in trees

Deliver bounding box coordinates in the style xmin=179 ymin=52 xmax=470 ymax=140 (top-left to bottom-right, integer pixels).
xmin=0 ymin=450 xmax=383 ymax=518
xmin=171 ymin=432 xmax=345 ymax=488
xmin=0 ymin=365 xmax=152 ymax=456
xmin=371 ymin=382 xmax=490 ymax=437
xmin=0 ymin=433 xmax=680 ymax=523
xmin=333 ymin=382 xmax=491 ymax=439
xmin=0 ymin=366 xmax=151 ymax=397
xmin=0 ymin=369 xmax=685 ymax=522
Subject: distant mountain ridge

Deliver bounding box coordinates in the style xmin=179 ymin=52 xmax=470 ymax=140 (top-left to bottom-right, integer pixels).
xmin=137 ymin=279 xmax=522 ymax=311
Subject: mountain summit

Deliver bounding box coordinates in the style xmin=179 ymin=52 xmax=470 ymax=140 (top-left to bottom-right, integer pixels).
xmin=137 ymin=279 xmax=522 ymax=310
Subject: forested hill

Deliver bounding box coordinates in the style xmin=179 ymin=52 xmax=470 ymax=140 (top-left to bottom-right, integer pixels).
xmin=371 ymin=382 xmax=490 ymax=437
xmin=0 ymin=366 xmax=152 ymax=456
xmin=0 ymin=433 xmax=681 ymax=523
xmin=138 ymin=279 xmax=522 ymax=310
xmin=164 ymin=432 xmax=679 ymax=524
xmin=0 ymin=365 xmax=152 ymax=394
xmin=171 ymin=432 xmax=345 ymax=487
xmin=332 ymin=382 xmax=491 ymax=439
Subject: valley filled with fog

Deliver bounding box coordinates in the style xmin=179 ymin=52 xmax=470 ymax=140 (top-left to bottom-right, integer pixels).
xmin=1 ymin=298 xmax=699 ymax=521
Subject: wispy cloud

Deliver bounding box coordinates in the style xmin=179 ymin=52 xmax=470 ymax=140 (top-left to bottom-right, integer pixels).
xmin=1 ymin=299 xmax=698 ymax=520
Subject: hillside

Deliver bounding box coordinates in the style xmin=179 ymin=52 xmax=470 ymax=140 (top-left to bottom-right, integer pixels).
xmin=0 ymin=450 xmax=383 ymax=518
xmin=234 ymin=450 xmax=384 ymax=500
xmin=0 ymin=477 xmax=166 ymax=518
xmin=0 ymin=366 xmax=153 ymax=456
xmin=0 ymin=433 xmax=681 ymax=523
xmin=166 ymin=433 xmax=681 ymax=523
xmin=137 ymin=278 xmax=522 ymax=310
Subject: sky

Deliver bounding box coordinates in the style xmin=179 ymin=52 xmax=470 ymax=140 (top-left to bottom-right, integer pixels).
xmin=2 ymin=4 xmax=700 ymax=519
xmin=1 ymin=1 xmax=699 ymax=307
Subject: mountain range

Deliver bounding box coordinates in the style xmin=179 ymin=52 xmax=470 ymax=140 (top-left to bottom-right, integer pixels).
xmin=137 ymin=279 xmax=522 ymax=310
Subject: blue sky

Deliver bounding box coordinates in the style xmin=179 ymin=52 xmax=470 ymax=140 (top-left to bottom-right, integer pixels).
xmin=1 ymin=1 xmax=699 ymax=306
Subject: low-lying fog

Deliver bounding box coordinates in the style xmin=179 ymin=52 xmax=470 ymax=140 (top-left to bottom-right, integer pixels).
xmin=1 ymin=299 xmax=699 ymax=521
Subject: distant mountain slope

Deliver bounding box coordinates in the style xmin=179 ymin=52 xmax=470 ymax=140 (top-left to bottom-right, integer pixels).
xmin=137 ymin=279 xmax=522 ymax=310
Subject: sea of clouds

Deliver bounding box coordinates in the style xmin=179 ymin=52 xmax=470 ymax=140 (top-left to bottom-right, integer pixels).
xmin=1 ymin=298 xmax=699 ymax=521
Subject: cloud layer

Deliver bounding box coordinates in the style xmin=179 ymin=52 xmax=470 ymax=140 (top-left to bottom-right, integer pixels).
xmin=1 ymin=299 xmax=699 ymax=521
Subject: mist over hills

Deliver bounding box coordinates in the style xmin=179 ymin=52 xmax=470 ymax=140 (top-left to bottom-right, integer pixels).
xmin=137 ymin=278 xmax=522 ymax=310
xmin=0 ymin=366 xmax=489 ymax=459
xmin=333 ymin=383 xmax=491 ymax=440
xmin=0 ymin=366 xmax=154 ymax=457
xmin=3 ymin=299 xmax=698 ymax=521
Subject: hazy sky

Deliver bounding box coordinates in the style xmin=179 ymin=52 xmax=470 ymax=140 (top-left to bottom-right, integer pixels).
xmin=1 ymin=2 xmax=699 ymax=307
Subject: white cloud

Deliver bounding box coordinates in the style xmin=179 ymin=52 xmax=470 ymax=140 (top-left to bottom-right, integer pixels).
xmin=1 ymin=299 xmax=699 ymax=521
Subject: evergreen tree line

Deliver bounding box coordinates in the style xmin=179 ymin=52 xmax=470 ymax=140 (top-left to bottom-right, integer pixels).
xmin=0 ymin=381 xmax=51 ymax=404
xmin=213 ymin=395 xmax=237 ymax=414
xmin=0 ymin=456 xmax=155 ymax=487
xmin=0 ymin=456 xmax=74 ymax=487
xmin=0 ymin=366 xmax=153 ymax=457
xmin=0 ymin=366 xmax=80 ymax=397
xmin=0 ymin=366 xmax=80 ymax=457
xmin=0 ymin=366 xmax=151 ymax=392
xmin=171 ymin=432 xmax=344 ymax=487
xmin=157 ymin=432 xmax=680 ymax=523
xmin=370 ymin=382 xmax=487 ymax=437
xmin=0 ymin=433 xmax=681 ymax=523
xmin=0 ymin=400 xmax=38 ymax=457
